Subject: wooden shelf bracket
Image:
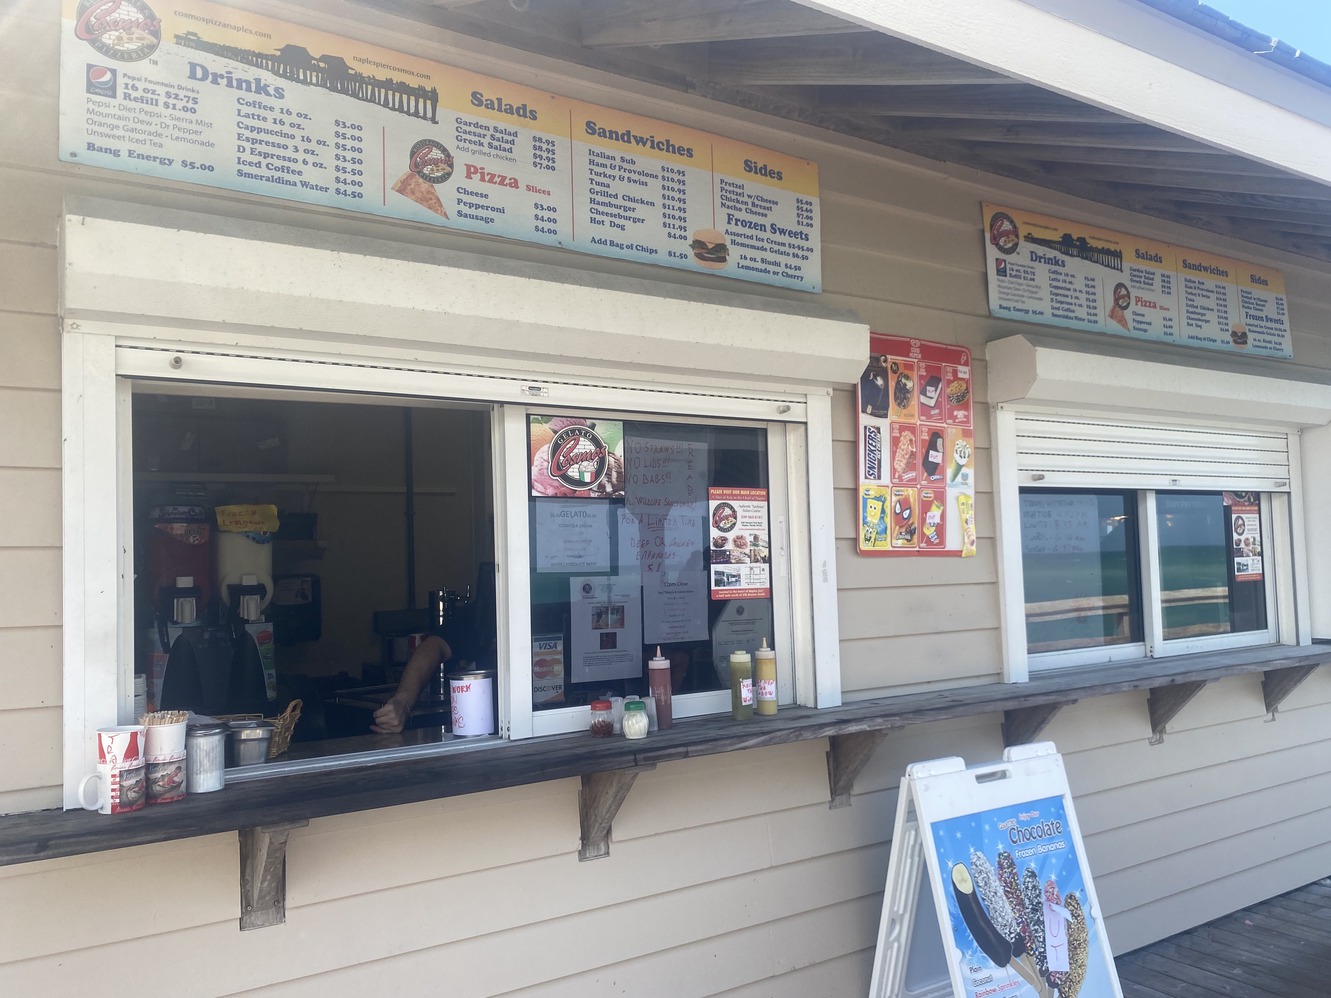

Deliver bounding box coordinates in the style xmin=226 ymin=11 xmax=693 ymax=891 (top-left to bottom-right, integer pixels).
xmin=1262 ymin=664 xmax=1321 ymax=715
xmin=827 ymin=730 xmax=889 ymax=809
xmin=579 ymin=765 xmax=655 ymax=861
xmin=1003 ymin=701 xmax=1074 ymax=748
xmin=1147 ymin=681 xmax=1209 ymax=744
xmin=238 ymin=820 xmax=308 ymax=930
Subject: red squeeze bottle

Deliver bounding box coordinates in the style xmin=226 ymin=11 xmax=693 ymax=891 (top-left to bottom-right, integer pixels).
xmin=647 ymin=647 xmax=672 ymax=730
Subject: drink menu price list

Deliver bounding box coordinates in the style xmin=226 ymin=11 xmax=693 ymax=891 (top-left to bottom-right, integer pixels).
xmin=60 ymin=0 xmax=820 ymax=293
xmin=983 ymin=202 xmax=1292 ymax=359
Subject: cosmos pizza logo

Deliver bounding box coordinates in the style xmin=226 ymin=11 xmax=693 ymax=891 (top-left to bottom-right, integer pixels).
xmin=547 ymin=425 xmax=610 ymax=491
xmin=74 ymin=0 xmax=162 ymax=63
xmin=988 ymin=211 xmax=1020 ymax=256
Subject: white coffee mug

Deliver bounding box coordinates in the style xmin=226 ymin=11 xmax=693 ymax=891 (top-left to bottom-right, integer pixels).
xmin=79 ymin=763 xmax=147 ymax=814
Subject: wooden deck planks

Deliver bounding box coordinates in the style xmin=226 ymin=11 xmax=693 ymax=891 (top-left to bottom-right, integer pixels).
xmin=1118 ymin=879 xmax=1331 ymax=998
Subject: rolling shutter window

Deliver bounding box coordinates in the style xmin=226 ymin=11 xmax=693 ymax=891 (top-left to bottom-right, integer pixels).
xmin=1013 ymin=413 xmax=1291 ymax=492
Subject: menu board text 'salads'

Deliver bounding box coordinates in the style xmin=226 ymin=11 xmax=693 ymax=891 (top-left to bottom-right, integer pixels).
xmin=61 ymin=0 xmax=821 ymax=293
xmin=858 ymin=335 xmax=975 ymax=557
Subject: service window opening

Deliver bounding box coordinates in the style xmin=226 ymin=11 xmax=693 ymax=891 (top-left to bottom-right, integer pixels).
xmin=132 ymin=390 xmax=496 ymax=760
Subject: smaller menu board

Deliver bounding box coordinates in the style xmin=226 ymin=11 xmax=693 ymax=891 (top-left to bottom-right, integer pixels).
xmin=857 ymin=335 xmax=975 ymax=557
xmin=982 ymin=202 xmax=1292 ymax=359
xmin=708 ymin=487 xmax=771 ymax=598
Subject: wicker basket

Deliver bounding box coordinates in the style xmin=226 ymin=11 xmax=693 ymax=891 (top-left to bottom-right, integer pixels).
xmin=216 ymin=699 xmax=302 ymax=759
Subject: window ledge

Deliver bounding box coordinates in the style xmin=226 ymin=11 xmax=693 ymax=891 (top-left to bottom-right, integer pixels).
xmin=4 ymin=643 xmax=1326 ymax=869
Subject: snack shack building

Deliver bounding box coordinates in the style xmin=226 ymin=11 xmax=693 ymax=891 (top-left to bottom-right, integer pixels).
xmin=3 ymin=0 xmax=1331 ymax=992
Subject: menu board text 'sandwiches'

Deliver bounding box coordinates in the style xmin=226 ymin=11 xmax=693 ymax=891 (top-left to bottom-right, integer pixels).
xmin=61 ymin=0 xmax=821 ymax=292
xmin=983 ymin=202 xmax=1291 ymax=358
xmin=857 ymin=335 xmax=975 ymax=557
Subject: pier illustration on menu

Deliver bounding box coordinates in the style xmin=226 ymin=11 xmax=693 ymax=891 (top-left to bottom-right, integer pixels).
xmin=174 ymin=31 xmax=439 ymax=123
xmin=1022 ymin=231 xmax=1124 ymax=272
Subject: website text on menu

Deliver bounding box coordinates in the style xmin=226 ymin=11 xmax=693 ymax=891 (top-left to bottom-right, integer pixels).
xmin=61 ymin=0 xmax=821 ymax=293
xmin=983 ymin=202 xmax=1291 ymax=358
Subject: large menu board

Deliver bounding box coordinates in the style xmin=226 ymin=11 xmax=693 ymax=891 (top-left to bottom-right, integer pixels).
xmin=60 ymin=0 xmax=821 ymax=292
xmin=857 ymin=335 xmax=976 ymax=558
xmin=983 ymin=203 xmax=1292 ymax=358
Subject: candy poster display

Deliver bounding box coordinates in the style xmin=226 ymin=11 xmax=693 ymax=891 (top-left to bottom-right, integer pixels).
xmin=930 ymin=795 xmax=1119 ymax=998
xmin=857 ymin=334 xmax=975 ymax=556
xmin=983 ymin=202 xmax=1292 ymax=359
xmin=60 ymin=0 xmax=820 ymax=292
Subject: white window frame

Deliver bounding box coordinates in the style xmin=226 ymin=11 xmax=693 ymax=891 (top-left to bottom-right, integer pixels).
xmin=1016 ymin=483 xmax=1285 ymax=671
xmin=989 ymin=331 xmax=1326 ymax=681
xmin=58 ymin=208 xmax=863 ymax=808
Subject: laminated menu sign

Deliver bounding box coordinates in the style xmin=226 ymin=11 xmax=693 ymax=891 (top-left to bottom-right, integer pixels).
xmin=708 ymin=488 xmax=771 ymax=599
xmin=857 ymin=334 xmax=975 ymax=557
xmin=982 ymin=203 xmax=1292 ymax=359
xmin=59 ymin=0 xmax=820 ymax=292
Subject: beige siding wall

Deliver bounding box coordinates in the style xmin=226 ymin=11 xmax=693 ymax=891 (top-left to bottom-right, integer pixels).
xmin=3 ymin=0 xmax=1330 ymax=990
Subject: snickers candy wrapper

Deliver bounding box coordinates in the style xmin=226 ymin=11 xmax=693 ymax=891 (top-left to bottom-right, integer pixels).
xmin=864 ymin=424 xmax=883 ymax=480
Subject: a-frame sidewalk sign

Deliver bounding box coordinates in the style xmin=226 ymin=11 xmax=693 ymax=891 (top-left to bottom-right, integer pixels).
xmin=869 ymin=742 xmax=1124 ymax=998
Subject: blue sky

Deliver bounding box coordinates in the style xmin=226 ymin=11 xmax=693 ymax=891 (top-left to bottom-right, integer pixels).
xmin=1206 ymin=0 xmax=1331 ymax=62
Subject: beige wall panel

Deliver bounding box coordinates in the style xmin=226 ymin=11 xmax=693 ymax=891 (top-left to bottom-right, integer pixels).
xmin=290 ymin=784 xmax=580 ymax=903
xmin=490 ymin=896 xmax=882 ymax=998
xmin=822 ymin=245 xmax=990 ymax=315
xmin=0 ymin=785 xmax=59 ymax=815
xmin=1058 ymin=695 xmax=1330 ymax=799
xmin=613 ymin=741 xmax=830 ymax=839
xmin=0 ymin=389 xmax=59 ymax=469
xmin=1095 ymin=806 xmax=1330 ymax=923
xmin=1085 ymin=769 xmax=1331 ymax=879
xmin=0 ymin=626 xmax=61 ymax=707
xmin=0 ymin=316 xmax=59 ymax=390
xmin=819 ymin=191 xmax=979 ymax=265
xmin=1078 ymin=730 xmax=1331 ymax=840
xmin=839 ymin=628 xmax=1004 ymax=695
xmin=1104 ymin=841 xmax=1331 ymax=953
xmin=0 ymin=834 xmax=236 ymax=959
xmin=0 ymin=833 xmax=884 ymax=996
xmin=0 ymin=549 xmax=60 ymax=628
xmin=716 ymin=949 xmax=875 ymax=998
xmin=838 ymin=583 xmax=999 ymax=641
xmin=0 ymin=470 xmax=60 ymax=547
xmin=0 ymin=707 xmax=59 ymax=794
xmin=0 ymin=244 xmax=56 ymax=317
xmin=819 ymin=155 xmax=989 ymax=228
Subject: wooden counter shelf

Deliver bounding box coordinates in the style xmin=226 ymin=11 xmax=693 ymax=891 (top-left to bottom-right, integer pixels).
xmin=2 ymin=642 xmax=1326 ymax=927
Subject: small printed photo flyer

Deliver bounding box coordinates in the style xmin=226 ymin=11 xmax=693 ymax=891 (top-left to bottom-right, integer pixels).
xmin=708 ymin=487 xmax=771 ymax=599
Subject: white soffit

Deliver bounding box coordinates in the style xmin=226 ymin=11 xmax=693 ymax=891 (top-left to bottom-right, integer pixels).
xmin=802 ymin=0 xmax=1331 ymax=186
xmin=60 ymin=206 xmax=867 ymax=390
xmin=987 ymin=334 xmax=1331 ymax=428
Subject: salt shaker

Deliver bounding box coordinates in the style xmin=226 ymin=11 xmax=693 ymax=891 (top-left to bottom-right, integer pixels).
xmin=622 ymin=700 xmax=649 ymax=739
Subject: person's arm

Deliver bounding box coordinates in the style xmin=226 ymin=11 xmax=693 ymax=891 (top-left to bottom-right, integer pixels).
xmin=371 ymin=635 xmax=452 ymax=733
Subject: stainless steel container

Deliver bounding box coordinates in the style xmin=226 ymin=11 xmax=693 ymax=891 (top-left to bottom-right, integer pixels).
xmin=186 ymin=721 xmax=227 ymax=793
xmin=226 ymin=719 xmax=274 ymax=767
